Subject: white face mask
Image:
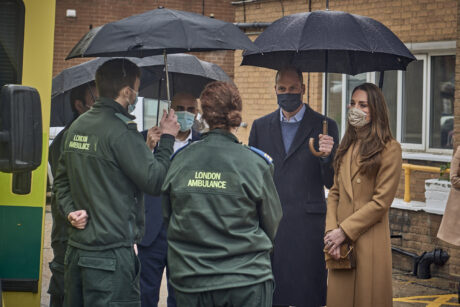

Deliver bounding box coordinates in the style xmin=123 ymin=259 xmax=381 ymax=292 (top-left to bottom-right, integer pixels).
xmin=348 ymin=107 xmax=369 ymax=128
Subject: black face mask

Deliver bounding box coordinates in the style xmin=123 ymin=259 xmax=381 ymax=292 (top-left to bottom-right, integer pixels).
xmin=277 ymin=93 xmax=302 ymax=112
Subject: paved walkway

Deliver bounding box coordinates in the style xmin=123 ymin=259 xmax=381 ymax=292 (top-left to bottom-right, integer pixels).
xmin=40 ymin=206 xmax=458 ymax=307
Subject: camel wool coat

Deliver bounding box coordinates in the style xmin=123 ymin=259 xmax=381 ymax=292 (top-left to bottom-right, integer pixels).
xmin=437 ymin=145 xmax=460 ymax=246
xmin=325 ymin=140 xmax=402 ymax=307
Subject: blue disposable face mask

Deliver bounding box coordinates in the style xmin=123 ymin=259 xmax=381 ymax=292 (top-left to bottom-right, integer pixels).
xmin=176 ymin=111 xmax=195 ymax=132
xmin=277 ymin=93 xmax=302 ymax=112
xmin=127 ymin=87 xmax=139 ymax=113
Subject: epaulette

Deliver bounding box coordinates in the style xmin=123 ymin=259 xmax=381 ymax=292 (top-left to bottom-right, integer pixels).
xmin=247 ymin=146 xmax=273 ymax=165
xmin=115 ymin=113 xmax=137 ymax=129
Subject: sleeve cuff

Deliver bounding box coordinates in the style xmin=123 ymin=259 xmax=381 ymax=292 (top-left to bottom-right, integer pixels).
xmin=320 ymin=155 xmax=332 ymax=164
xmin=161 ymin=134 xmax=175 ymax=140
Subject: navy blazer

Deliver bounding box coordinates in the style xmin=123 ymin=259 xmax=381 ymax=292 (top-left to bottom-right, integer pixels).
xmin=139 ymin=129 xmax=201 ymax=247
xmin=249 ymin=104 xmax=339 ymax=307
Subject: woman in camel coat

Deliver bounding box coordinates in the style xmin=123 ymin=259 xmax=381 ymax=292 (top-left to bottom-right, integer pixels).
xmin=324 ymin=83 xmax=402 ymax=307
xmin=437 ymin=145 xmax=460 ymax=246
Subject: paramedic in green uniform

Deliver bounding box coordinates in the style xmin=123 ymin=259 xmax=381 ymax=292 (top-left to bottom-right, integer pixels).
xmin=48 ymin=81 xmax=97 ymax=307
xmin=162 ymin=81 xmax=283 ymax=307
xmin=54 ymin=59 xmax=180 ymax=307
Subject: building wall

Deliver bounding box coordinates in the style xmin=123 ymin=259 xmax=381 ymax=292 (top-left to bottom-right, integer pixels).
xmin=233 ymin=0 xmax=459 ymax=205
xmin=390 ymin=208 xmax=460 ymax=279
xmin=234 ymin=0 xmax=458 ymax=144
xmin=53 ymin=0 xmax=235 ymax=78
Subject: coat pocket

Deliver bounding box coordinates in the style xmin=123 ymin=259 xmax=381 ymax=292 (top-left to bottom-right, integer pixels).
xmin=78 ymin=255 xmax=117 ymax=292
xmin=78 ymin=256 xmax=116 ymax=272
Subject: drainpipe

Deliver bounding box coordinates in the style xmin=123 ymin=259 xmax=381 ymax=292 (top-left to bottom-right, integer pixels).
xmin=391 ymin=246 xmax=449 ymax=279
xmin=234 ymin=22 xmax=271 ymax=29
xmin=392 ymin=246 xmax=419 ymax=275
xmin=231 ymin=0 xmax=259 ymax=4
xmin=416 ymin=249 xmax=449 ymax=279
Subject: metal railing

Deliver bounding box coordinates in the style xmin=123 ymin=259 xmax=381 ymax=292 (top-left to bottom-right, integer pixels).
xmin=402 ymin=163 xmax=450 ymax=203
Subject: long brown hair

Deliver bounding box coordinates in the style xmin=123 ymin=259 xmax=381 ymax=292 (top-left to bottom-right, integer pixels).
xmin=333 ymin=83 xmax=394 ymax=176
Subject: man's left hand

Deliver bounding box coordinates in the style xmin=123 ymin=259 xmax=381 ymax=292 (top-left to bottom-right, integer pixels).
xmin=146 ymin=126 xmax=162 ymax=150
xmin=318 ymin=134 xmax=334 ymax=157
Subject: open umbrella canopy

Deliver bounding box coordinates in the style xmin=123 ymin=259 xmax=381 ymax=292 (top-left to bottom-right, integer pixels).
xmin=66 ymin=7 xmax=257 ymax=59
xmin=242 ymin=10 xmax=416 ymax=75
xmin=51 ymin=54 xmax=231 ymax=126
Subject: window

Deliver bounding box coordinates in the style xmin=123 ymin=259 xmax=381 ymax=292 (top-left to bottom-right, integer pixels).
xmin=0 ymin=0 xmax=25 ymax=88
xmin=325 ymin=45 xmax=455 ymax=154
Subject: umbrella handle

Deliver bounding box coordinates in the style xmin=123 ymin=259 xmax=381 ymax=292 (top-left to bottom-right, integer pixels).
xmin=309 ymin=119 xmax=328 ymax=157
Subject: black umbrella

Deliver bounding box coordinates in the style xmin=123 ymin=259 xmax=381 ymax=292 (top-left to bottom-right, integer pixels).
xmin=242 ymin=10 xmax=415 ymax=75
xmin=51 ymin=54 xmax=231 ymax=126
xmin=66 ymin=7 xmax=256 ymax=101
xmin=241 ymin=9 xmax=416 ymax=156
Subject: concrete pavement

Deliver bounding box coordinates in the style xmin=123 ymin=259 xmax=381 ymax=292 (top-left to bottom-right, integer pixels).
xmin=40 ymin=206 xmax=459 ymax=307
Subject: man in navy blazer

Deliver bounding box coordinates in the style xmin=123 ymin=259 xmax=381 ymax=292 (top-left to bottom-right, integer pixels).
xmin=249 ymin=68 xmax=339 ymax=307
xmin=139 ymin=93 xmax=201 ymax=307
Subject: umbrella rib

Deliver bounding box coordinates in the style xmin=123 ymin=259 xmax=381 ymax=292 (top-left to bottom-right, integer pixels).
xmin=351 ymin=16 xmax=373 ymax=53
xmin=169 ymin=9 xmax=192 ymax=51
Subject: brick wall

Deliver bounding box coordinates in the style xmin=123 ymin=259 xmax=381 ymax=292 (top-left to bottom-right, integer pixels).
xmin=390 ymin=208 xmax=460 ymax=279
xmin=233 ymin=0 xmax=459 ymax=204
xmin=234 ymin=0 xmax=458 ymax=144
xmin=53 ymin=0 xmax=235 ymax=78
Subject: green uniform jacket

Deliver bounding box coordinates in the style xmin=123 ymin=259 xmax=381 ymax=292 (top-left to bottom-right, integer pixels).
xmin=49 ymin=125 xmax=71 ymax=258
xmin=55 ymin=97 xmax=174 ymax=251
xmin=162 ymin=129 xmax=283 ymax=293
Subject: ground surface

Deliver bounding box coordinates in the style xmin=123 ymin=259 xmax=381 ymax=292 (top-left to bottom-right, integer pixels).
xmin=41 ymin=206 xmax=459 ymax=307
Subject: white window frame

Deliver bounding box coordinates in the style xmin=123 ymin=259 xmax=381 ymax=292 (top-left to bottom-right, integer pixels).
xmin=322 ymin=42 xmax=455 ymax=158
xmin=425 ymin=51 xmax=456 ymax=155
xmin=400 ymin=54 xmax=427 ymax=151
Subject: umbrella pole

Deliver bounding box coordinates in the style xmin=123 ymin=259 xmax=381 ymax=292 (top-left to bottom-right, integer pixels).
xmin=164 ymin=50 xmax=171 ymax=108
xmin=378 ymin=71 xmax=384 ymax=89
xmin=156 ymin=78 xmax=162 ymax=126
xmin=309 ymin=51 xmax=328 ymax=157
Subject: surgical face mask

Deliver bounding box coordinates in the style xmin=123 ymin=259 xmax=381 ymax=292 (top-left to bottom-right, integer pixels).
xmin=277 ymin=93 xmax=302 ymax=112
xmin=348 ymin=107 xmax=369 ymax=128
xmin=176 ymin=111 xmax=195 ymax=132
xmin=127 ymin=87 xmax=139 ymax=113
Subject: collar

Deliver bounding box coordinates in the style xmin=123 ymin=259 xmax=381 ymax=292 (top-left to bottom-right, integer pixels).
xmin=202 ymin=128 xmax=239 ymax=143
xmin=94 ymin=97 xmax=135 ymax=120
xmin=176 ymin=130 xmax=193 ymax=143
xmin=279 ymin=104 xmax=306 ymax=123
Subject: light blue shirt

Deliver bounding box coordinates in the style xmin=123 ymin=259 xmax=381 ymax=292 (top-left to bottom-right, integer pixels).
xmin=279 ymin=104 xmax=306 ymax=122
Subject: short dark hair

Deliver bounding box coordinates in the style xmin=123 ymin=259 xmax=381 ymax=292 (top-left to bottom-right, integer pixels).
xmin=95 ymin=59 xmax=140 ymax=99
xmin=275 ymin=67 xmax=304 ymax=84
xmin=200 ymin=81 xmax=242 ymax=130
xmin=70 ymin=81 xmax=95 ymax=117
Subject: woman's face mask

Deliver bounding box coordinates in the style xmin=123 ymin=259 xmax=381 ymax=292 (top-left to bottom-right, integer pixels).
xmin=347 ymin=107 xmax=369 ymax=128
xmin=176 ymin=111 xmax=195 ymax=132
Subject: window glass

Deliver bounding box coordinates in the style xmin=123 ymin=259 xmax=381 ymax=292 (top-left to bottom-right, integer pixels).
xmin=429 ymin=55 xmax=455 ymax=149
xmin=0 ymin=0 xmax=24 ymax=88
xmin=378 ymin=71 xmax=398 ymax=137
xmin=143 ymin=98 xmax=169 ymax=128
xmin=402 ymin=60 xmax=424 ymax=144
xmin=326 ymin=73 xmax=342 ymax=136
xmin=346 ymin=73 xmax=367 ymax=105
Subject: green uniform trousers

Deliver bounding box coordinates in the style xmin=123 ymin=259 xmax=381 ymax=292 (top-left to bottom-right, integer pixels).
xmin=64 ymin=246 xmax=141 ymax=307
xmin=48 ymin=242 xmax=66 ymax=307
xmin=174 ymin=280 xmax=273 ymax=307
